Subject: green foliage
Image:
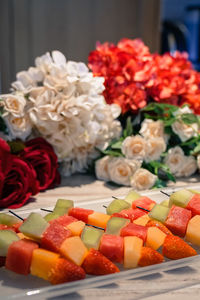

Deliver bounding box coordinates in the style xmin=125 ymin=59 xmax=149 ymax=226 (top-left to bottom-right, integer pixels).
xmin=0 ymin=101 xmax=8 ymax=135
xmin=7 ymin=140 xmax=25 ymax=154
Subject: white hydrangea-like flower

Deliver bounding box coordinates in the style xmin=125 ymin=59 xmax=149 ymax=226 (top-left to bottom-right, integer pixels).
xmin=1 ymin=51 xmax=122 ymax=175
xmin=130 ymin=168 xmax=157 ymax=190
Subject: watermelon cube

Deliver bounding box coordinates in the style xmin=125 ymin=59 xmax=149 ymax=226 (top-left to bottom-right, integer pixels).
xmin=186 ymin=215 xmax=200 ymax=246
xmin=106 ymin=217 xmax=130 ymax=235
xmin=186 ymin=194 xmax=200 ymax=217
xmin=165 ymin=205 xmax=192 ymax=237
xmin=106 ymin=199 xmax=130 ymax=215
xmin=81 ymin=226 xmax=103 ymax=250
xmin=41 ymin=221 xmax=71 ymax=252
xmin=120 ymin=223 xmax=147 ymax=243
xmin=5 ymin=239 xmax=39 ymax=275
xmin=112 ymin=208 xmax=146 ymax=222
xmin=68 ymin=207 xmax=94 ymax=223
xmin=132 ymin=196 xmax=156 ymax=211
xmin=0 ymin=230 xmax=19 ymax=256
xmin=99 ymin=234 xmax=124 ymax=263
xmin=50 ymin=215 xmax=77 ymax=227
xmin=124 ymin=236 xmax=143 ymax=268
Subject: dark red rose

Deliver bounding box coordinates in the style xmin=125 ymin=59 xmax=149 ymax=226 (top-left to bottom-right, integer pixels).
xmin=20 ymin=137 xmax=60 ymax=191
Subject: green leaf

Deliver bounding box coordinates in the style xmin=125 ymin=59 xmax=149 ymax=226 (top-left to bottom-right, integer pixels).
xmin=123 ymin=116 xmax=133 ymax=138
xmin=152 ymin=179 xmax=167 ymax=189
xmin=111 ymin=141 xmax=123 ymax=149
xmin=101 ymin=149 xmax=123 ymax=157
xmin=7 ymin=141 xmax=25 ymax=154
xmin=181 ymin=113 xmax=198 ymax=124
xmin=0 ymin=116 xmax=8 ymax=134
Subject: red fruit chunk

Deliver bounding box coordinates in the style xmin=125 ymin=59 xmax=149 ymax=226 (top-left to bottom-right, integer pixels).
xmin=0 ymin=256 xmax=6 ymax=267
xmin=132 ymin=196 xmax=155 ymax=211
xmin=186 ymin=194 xmax=200 ymax=217
xmin=50 ymin=215 xmax=77 ymax=226
xmin=120 ymin=223 xmax=147 ymax=243
xmin=68 ymin=207 xmax=94 ymax=223
xmin=146 ymin=220 xmax=173 ymax=235
xmin=48 ymin=258 xmax=86 ymax=284
xmin=112 ymin=208 xmax=146 ymax=222
xmin=165 ymin=205 xmax=191 ymax=237
xmin=11 ymin=222 xmax=23 ymax=233
xmin=138 ymin=247 xmax=164 ymax=267
xmin=5 ymin=239 xmax=39 ymax=275
xmin=82 ymin=248 xmax=119 ymax=275
xmin=41 ymin=221 xmax=71 ymax=252
xmin=99 ymin=234 xmax=124 ymax=263
xmin=162 ymin=235 xmax=197 ymax=260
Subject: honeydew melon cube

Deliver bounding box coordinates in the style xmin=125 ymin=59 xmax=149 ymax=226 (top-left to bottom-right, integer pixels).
xmin=106 ymin=199 xmax=130 ymax=215
xmin=146 ymin=227 xmax=167 ymax=250
xmin=124 ymin=190 xmax=141 ymax=205
xmin=106 ymin=217 xmax=130 ymax=235
xmin=81 ymin=226 xmax=103 ymax=250
xmin=169 ymin=189 xmax=193 ymax=208
xmin=19 ymin=213 xmax=49 ymax=241
xmin=160 ymin=199 xmax=170 ymax=207
xmin=44 ymin=212 xmax=60 ymax=222
xmin=0 ymin=230 xmax=19 ymax=256
xmin=53 ymin=199 xmax=74 ymax=216
xmin=124 ymin=236 xmax=143 ymax=268
xmin=186 ymin=215 xmax=200 ymax=246
xmin=0 ymin=213 xmax=20 ymax=226
xmin=149 ymin=204 xmax=170 ymax=223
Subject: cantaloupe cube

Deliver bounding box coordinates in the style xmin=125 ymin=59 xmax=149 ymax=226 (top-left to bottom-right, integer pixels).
xmin=88 ymin=212 xmax=111 ymax=229
xmin=186 ymin=215 xmax=200 ymax=246
xmin=66 ymin=221 xmax=85 ymax=236
xmin=133 ymin=214 xmax=150 ymax=226
xmin=60 ymin=236 xmax=88 ymax=266
xmin=124 ymin=236 xmax=143 ymax=268
xmin=30 ymin=248 xmax=60 ymax=281
xmin=146 ymin=227 xmax=167 ymax=250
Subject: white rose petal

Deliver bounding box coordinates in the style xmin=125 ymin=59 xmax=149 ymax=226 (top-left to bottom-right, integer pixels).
xmin=172 ymin=120 xmax=198 ymax=142
xmin=121 ymin=135 xmax=146 ymax=160
xmin=139 ymin=119 xmax=165 ymax=139
xmin=145 ymin=137 xmax=166 ymax=162
xmin=95 ymin=156 xmax=111 ymax=181
xmin=175 ymin=156 xmax=197 ymax=177
xmin=4 ymin=114 xmax=32 ymax=140
xmin=1 ymin=94 xmax=26 ymax=117
xmin=164 ymin=146 xmax=185 ymax=174
xmin=130 ymin=168 xmax=157 ymax=190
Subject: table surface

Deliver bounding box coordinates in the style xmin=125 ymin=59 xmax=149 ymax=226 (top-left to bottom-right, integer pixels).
xmin=2 ymin=174 xmax=200 ymax=300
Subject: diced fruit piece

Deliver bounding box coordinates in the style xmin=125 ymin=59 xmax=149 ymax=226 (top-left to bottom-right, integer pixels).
xmin=148 ymin=204 xmax=170 ymax=223
xmin=124 ymin=236 xmax=143 ymax=268
xmin=120 ymin=223 xmax=147 ymax=243
xmin=133 ymin=214 xmax=150 ymax=226
xmin=0 ymin=224 xmax=15 ymax=231
xmin=82 ymin=249 xmax=119 ymax=275
xmin=124 ymin=190 xmax=141 ymax=205
xmin=160 ymin=199 xmax=170 ymax=207
xmin=106 ymin=199 xmax=130 ymax=215
xmin=169 ymin=189 xmax=193 ymax=208
xmin=186 ymin=194 xmax=200 ymax=217
xmin=19 ymin=213 xmax=49 ymax=241
xmin=88 ymin=212 xmax=110 ymax=229
xmin=0 ymin=213 xmax=21 ymax=226
xmin=44 ymin=212 xmax=60 ymax=222
xmin=81 ymin=226 xmax=104 ymax=250
xmin=30 ymin=248 xmax=60 ymax=280
xmin=146 ymin=227 xmax=167 ymax=250
xmin=68 ymin=207 xmax=94 ymax=223
xmin=162 ymin=235 xmax=197 ymax=259
xmin=165 ymin=205 xmax=191 ymax=237
xmin=60 ymin=236 xmax=88 ymax=266
xmin=99 ymin=234 xmax=124 ymax=263
xmin=132 ymin=196 xmax=156 ymax=211
xmin=112 ymin=208 xmax=146 ymax=222
xmin=106 ymin=217 xmax=130 ymax=235
xmin=186 ymin=215 xmax=200 ymax=246
xmin=5 ymin=239 xmax=38 ymax=275
xmin=0 ymin=230 xmax=19 ymax=256
xmin=138 ymin=247 xmax=164 ymax=267
xmin=11 ymin=221 xmax=23 ymax=233
xmin=48 ymin=258 xmax=86 ymax=284
xmin=53 ymin=199 xmax=74 ymax=216
xmin=50 ymin=215 xmax=77 ymax=227
xmin=67 ymin=221 xmax=85 ymax=236
xmin=146 ymin=220 xmax=173 ymax=235
xmin=41 ymin=221 xmax=71 ymax=252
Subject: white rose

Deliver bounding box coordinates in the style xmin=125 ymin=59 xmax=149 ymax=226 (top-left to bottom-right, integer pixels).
xmin=139 ymin=119 xmax=165 ymax=139
xmin=2 ymin=94 xmax=26 ymax=117
xmin=4 ymin=114 xmax=32 ymax=140
xmin=172 ymin=120 xmax=198 ymax=142
xmin=108 ymin=157 xmax=141 ymax=186
xmin=130 ymin=168 xmax=157 ymax=190
xmin=175 ymin=156 xmax=197 ymax=177
xmin=95 ymin=156 xmax=111 ymax=181
xmin=164 ymin=146 xmax=185 ymax=174
xmin=145 ymin=137 xmax=166 ymax=162
xmin=121 ymin=135 xmax=146 ymax=160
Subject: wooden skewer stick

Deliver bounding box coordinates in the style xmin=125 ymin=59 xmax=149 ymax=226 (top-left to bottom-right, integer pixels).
xmin=8 ymin=210 xmax=24 ymax=221
xmin=136 ymin=206 xmax=150 ymax=213
xmin=40 ymin=208 xmax=53 ymax=213
xmin=160 ymin=190 xmax=170 ymax=197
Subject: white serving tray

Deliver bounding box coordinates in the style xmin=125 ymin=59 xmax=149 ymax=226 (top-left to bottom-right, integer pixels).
xmin=1 ymin=184 xmax=200 ymax=299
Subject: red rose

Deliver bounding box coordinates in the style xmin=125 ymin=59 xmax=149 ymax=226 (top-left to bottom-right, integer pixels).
xmin=20 ymin=137 xmax=60 ymax=191
xmin=0 ymin=138 xmax=39 ymax=209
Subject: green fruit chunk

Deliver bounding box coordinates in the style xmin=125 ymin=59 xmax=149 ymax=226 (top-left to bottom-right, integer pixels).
xmin=124 ymin=190 xmax=141 ymax=205
xmin=160 ymin=199 xmax=169 ymax=207
xmin=106 ymin=199 xmax=130 ymax=215
xmin=0 ymin=213 xmax=20 ymax=226
xmin=53 ymin=199 xmax=74 ymax=216
xmin=106 ymin=217 xmax=130 ymax=235
xmin=19 ymin=213 xmax=49 ymax=240
xmin=188 ymin=189 xmax=200 ymax=195
xmin=81 ymin=226 xmax=103 ymax=250
xmin=169 ymin=189 xmax=193 ymax=208
xmin=44 ymin=212 xmax=60 ymax=222
xmin=0 ymin=230 xmax=19 ymax=256
xmin=149 ymin=204 xmax=170 ymax=223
